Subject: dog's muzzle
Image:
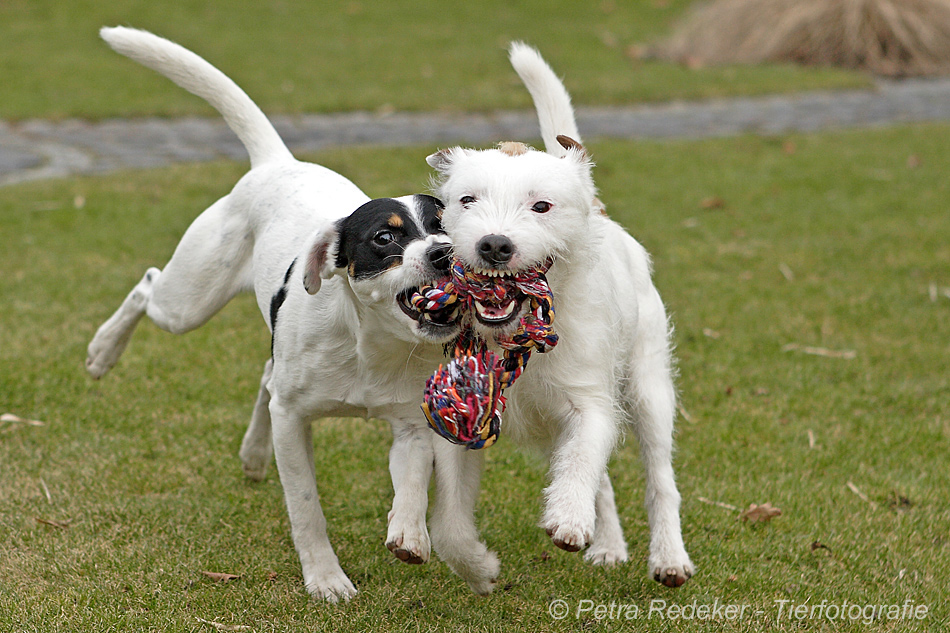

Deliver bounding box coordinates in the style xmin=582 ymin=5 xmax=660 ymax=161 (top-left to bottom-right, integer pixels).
xmin=458 ymin=258 xmax=554 ymax=328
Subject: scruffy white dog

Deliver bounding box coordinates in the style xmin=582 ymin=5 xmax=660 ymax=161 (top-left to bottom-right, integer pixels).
xmin=86 ymin=27 xmax=462 ymax=602
xmin=426 ymin=43 xmax=694 ymax=589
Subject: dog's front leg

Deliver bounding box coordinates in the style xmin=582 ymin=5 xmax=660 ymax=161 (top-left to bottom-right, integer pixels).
xmin=270 ymin=399 xmax=356 ymax=602
xmin=584 ymin=472 xmax=629 ymax=565
xmin=625 ymin=321 xmax=694 ymax=587
xmin=541 ymin=402 xmax=618 ymax=553
xmin=385 ymin=421 xmax=433 ymax=565
xmin=631 ymin=375 xmax=694 ymax=588
xmin=430 ymin=440 xmax=499 ymax=595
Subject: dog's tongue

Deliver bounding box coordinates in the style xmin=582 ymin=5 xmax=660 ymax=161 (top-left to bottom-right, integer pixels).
xmin=475 ymin=299 xmax=516 ymax=321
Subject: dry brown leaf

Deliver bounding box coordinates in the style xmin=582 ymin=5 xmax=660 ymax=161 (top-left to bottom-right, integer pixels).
xmin=740 ymin=502 xmax=782 ymax=523
xmin=700 ymin=196 xmax=725 ymax=210
xmin=200 ymin=571 xmax=241 ymax=583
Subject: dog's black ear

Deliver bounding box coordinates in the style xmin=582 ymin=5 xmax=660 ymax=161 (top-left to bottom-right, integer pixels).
xmin=556 ymin=135 xmax=588 ymax=159
xmin=426 ymin=148 xmax=459 ymax=174
xmin=303 ymin=221 xmax=343 ymax=295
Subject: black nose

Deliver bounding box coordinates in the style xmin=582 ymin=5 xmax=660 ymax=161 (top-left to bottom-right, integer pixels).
xmin=426 ymin=243 xmax=452 ymax=271
xmin=477 ymin=234 xmax=514 ymax=265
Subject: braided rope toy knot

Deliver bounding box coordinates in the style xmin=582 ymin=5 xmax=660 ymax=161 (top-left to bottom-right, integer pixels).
xmin=421 ymin=341 xmax=505 ymax=450
xmin=405 ymin=281 xmax=457 ymax=313
xmin=422 ymin=257 xmax=558 ymax=449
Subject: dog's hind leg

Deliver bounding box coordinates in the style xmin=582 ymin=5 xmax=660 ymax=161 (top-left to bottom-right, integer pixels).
xmin=584 ymin=472 xmax=629 ymax=566
xmin=627 ymin=298 xmax=694 ymax=587
xmin=430 ymin=440 xmax=499 ymax=595
xmin=239 ymin=358 xmax=274 ymax=481
xmin=270 ymin=399 xmax=357 ymax=602
xmin=86 ymin=267 xmax=160 ymax=379
xmin=86 ymin=196 xmax=252 ymax=378
xmin=385 ymin=421 xmax=433 ymax=565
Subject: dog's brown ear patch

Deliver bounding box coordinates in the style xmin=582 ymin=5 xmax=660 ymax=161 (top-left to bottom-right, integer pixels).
xmin=556 ymin=135 xmax=587 ymax=157
xmin=497 ymin=141 xmax=530 ymax=156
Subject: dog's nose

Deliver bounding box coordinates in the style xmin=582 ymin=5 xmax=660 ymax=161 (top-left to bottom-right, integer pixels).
xmin=426 ymin=243 xmax=452 ymax=271
xmin=477 ymin=234 xmax=514 ymax=266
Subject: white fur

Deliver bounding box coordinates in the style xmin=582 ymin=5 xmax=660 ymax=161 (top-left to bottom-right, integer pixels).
xmin=426 ymin=43 xmax=694 ymax=590
xmin=87 ymin=27 xmax=461 ymax=602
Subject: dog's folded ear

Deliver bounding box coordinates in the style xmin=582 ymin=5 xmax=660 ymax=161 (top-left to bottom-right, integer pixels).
xmin=426 ymin=148 xmax=460 ymax=174
xmin=556 ymin=135 xmax=588 ymax=160
xmin=303 ymin=221 xmax=342 ymax=295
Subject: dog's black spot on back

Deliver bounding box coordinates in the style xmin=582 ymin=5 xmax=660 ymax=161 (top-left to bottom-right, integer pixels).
xmin=334 ymin=198 xmax=426 ymax=280
xmin=270 ymin=257 xmax=297 ymax=353
xmin=415 ymin=194 xmax=446 ymax=236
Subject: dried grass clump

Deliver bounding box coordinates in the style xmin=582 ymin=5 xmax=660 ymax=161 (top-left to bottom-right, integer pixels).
xmin=650 ymin=0 xmax=950 ymax=77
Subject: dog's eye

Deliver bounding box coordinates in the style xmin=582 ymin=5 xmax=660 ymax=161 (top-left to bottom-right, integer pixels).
xmin=460 ymin=196 xmax=476 ymax=206
xmin=373 ymin=230 xmax=396 ymax=246
xmin=532 ymin=201 xmax=552 ymax=214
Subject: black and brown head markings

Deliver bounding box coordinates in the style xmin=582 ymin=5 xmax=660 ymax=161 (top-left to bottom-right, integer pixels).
xmin=333 ymin=196 xmax=446 ymax=280
xmin=415 ymin=194 xmax=445 ymax=237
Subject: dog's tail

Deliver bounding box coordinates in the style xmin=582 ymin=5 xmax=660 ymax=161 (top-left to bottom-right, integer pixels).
xmin=508 ymin=42 xmax=582 ymax=158
xmin=100 ymin=26 xmax=292 ymax=168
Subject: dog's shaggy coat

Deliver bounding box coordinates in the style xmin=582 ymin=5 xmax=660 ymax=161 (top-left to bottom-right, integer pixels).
xmin=425 ymin=43 xmax=694 ymax=590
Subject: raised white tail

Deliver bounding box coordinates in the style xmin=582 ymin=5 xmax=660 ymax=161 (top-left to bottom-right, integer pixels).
xmin=100 ymin=26 xmax=292 ymax=168
xmin=508 ymin=42 xmax=582 ymax=157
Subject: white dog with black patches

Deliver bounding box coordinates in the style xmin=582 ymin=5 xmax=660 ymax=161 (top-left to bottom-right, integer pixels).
xmin=426 ymin=43 xmax=694 ymax=589
xmin=86 ymin=27 xmax=464 ymax=602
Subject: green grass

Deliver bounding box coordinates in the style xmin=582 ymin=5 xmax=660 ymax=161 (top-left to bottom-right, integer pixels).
xmin=0 ymin=0 xmax=869 ymax=121
xmin=1 ymin=124 xmax=948 ymax=631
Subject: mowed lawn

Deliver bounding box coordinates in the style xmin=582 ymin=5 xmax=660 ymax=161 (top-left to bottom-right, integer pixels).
xmin=1 ymin=122 xmax=948 ymax=631
xmin=0 ymin=0 xmax=869 ymax=121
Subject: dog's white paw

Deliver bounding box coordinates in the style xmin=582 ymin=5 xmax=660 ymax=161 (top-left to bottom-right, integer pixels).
xmin=542 ymin=503 xmax=595 ymax=552
xmin=584 ymin=543 xmax=629 ymax=566
xmin=86 ymin=268 xmax=158 ymax=379
xmin=541 ymin=491 xmax=596 ymax=553
xmin=432 ymin=530 xmax=500 ymax=595
xmin=385 ymin=530 xmax=430 ymax=565
xmin=463 ymin=548 xmax=500 ymax=596
xmin=386 ymin=509 xmax=430 ymax=565
xmin=86 ymin=320 xmax=137 ymax=379
xmin=650 ymin=553 xmax=694 ymax=588
xmin=544 ymin=523 xmax=592 ymax=553
xmin=239 ymin=438 xmax=271 ymax=482
xmin=240 ymin=452 xmax=270 ymax=482
xmin=304 ymin=567 xmax=358 ymax=603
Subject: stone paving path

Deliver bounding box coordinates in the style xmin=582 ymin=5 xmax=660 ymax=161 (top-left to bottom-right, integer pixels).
xmin=2 ymin=77 xmax=950 ymax=187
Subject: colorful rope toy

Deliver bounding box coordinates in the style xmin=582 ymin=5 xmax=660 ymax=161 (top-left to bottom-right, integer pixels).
xmin=421 ymin=258 xmax=558 ymax=449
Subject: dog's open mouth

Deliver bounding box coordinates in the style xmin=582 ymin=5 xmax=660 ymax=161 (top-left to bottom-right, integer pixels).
xmin=472 ymin=290 xmax=524 ymax=327
xmin=397 ymin=283 xmax=461 ymax=329
xmin=457 ymin=261 xmax=555 ymax=329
